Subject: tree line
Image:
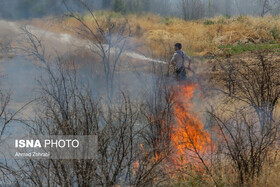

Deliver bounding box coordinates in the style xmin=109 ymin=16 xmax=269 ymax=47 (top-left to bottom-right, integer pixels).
xmin=1 ymin=0 xmax=280 ymax=20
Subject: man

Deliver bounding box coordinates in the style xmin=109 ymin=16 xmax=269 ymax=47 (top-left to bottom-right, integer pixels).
xmin=170 ymin=43 xmax=192 ymax=81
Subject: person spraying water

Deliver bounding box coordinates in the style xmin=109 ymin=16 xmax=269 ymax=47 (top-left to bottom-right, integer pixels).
xmin=170 ymin=43 xmax=192 ymax=81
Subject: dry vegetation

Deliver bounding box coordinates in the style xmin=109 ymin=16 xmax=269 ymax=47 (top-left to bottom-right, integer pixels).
xmin=29 ymin=12 xmax=280 ymax=58
xmin=16 ymin=12 xmax=280 ymax=186
xmin=1 ymin=9 xmax=280 ymax=186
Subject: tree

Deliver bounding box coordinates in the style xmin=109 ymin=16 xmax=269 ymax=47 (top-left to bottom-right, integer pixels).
xmin=260 ymin=0 xmax=280 ymax=16
xmin=13 ymin=2 xmax=172 ymax=185
xmin=211 ymin=51 xmax=280 ymax=132
xmin=13 ymin=60 xmax=167 ymax=186
xmin=179 ymin=0 xmax=205 ymax=20
xmin=102 ymin=0 xmax=112 ymax=8
xmin=207 ymin=0 xmax=215 ymax=17
xmin=141 ymin=0 xmax=152 ymax=11
xmin=208 ymin=51 xmax=280 ymax=185
xmin=209 ymin=107 xmax=277 ymax=185
xmin=63 ymin=0 xmax=131 ymax=100
xmin=112 ymin=0 xmax=126 ymax=13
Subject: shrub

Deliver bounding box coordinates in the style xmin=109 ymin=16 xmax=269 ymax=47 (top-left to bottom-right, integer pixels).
xmin=236 ymin=15 xmax=248 ymax=23
xmin=112 ymin=0 xmax=126 ymax=14
xmin=270 ymin=26 xmax=279 ymax=40
xmin=217 ymin=17 xmax=226 ymax=24
xmin=161 ymin=17 xmax=173 ymax=25
xmin=224 ymin=14 xmax=231 ymax=19
xmin=204 ymin=19 xmax=215 ymax=25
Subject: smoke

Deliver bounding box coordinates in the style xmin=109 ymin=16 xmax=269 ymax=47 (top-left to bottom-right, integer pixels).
xmin=0 ymin=19 xmax=169 ymax=112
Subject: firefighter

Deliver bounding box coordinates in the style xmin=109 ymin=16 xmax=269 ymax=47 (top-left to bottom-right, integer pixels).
xmin=170 ymin=43 xmax=192 ymax=81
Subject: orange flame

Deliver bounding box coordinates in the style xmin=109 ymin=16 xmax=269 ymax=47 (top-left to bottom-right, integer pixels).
xmin=133 ymin=84 xmax=215 ymax=180
xmin=170 ymin=84 xmax=214 ymax=169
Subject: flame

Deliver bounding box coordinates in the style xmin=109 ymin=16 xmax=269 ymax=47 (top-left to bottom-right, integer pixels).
xmin=170 ymin=84 xmax=214 ymax=170
xmin=133 ymin=84 xmax=215 ymax=180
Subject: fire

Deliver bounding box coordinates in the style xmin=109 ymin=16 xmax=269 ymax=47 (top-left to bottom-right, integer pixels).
xmin=170 ymin=84 xmax=214 ymax=168
xmin=133 ymin=84 xmax=215 ymax=180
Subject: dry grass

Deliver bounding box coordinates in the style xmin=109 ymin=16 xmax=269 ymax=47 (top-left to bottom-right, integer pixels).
xmin=29 ymin=12 xmax=280 ymax=57
xmin=15 ymin=13 xmax=280 ymax=186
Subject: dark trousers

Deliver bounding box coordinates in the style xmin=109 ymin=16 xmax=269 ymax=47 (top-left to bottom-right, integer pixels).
xmin=176 ymin=67 xmax=186 ymax=81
